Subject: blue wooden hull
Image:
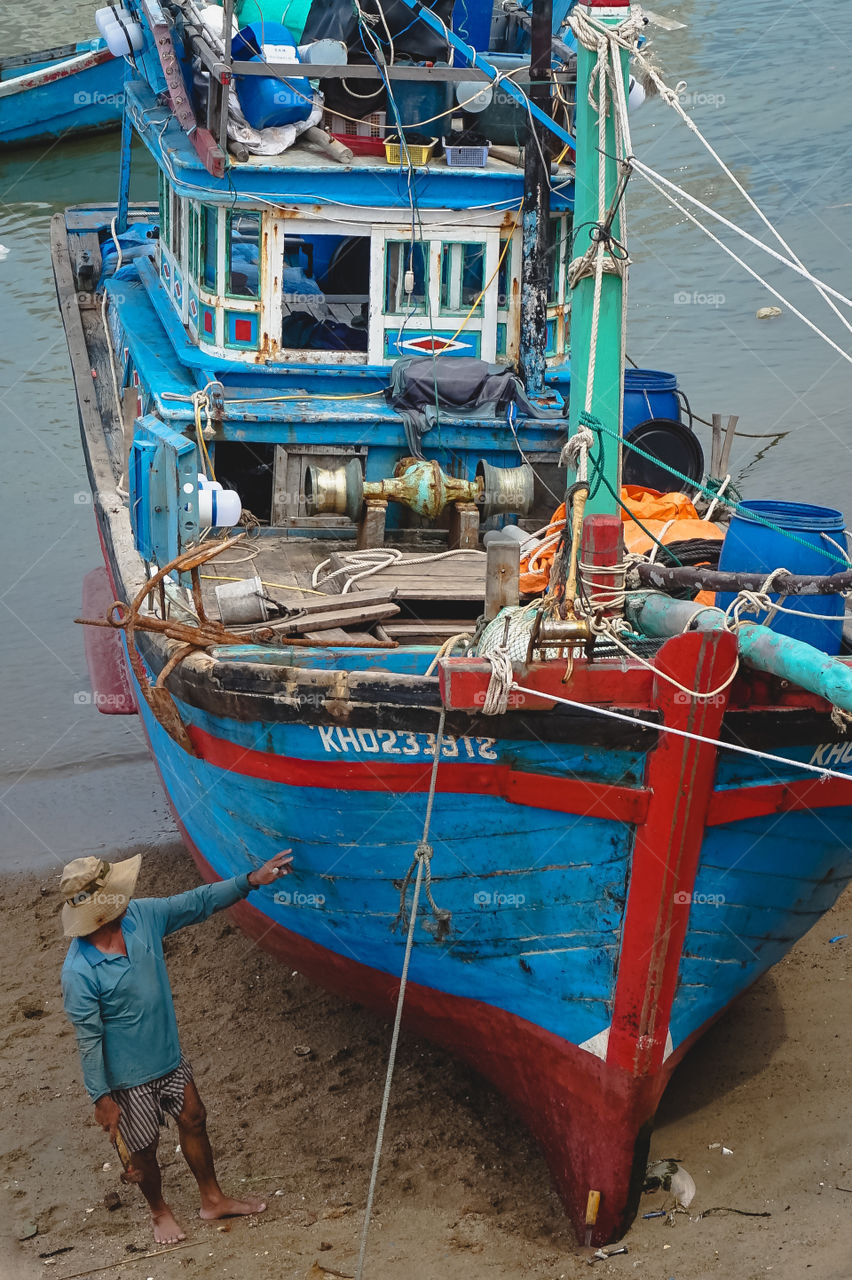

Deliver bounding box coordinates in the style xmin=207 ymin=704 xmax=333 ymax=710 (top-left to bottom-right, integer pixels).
xmin=0 ymin=41 xmax=124 ymax=148
xmin=113 ymin=623 xmax=852 ymax=1243
xmin=134 ymin=672 xmax=852 ymax=1064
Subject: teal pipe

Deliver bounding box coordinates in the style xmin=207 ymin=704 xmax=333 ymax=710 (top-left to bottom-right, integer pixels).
xmin=626 ymin=590 xmax=852 ymax=713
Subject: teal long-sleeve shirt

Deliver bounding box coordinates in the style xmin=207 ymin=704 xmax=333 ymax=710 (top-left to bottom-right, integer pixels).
xmin=61 ymin=874 xmax=252 ymax=1101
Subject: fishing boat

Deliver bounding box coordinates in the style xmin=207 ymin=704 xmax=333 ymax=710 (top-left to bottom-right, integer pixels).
xmin=53 ymin=0 xmax=852 ymax=1247
xmin=0 ymin=38 xmax=125 ymax=148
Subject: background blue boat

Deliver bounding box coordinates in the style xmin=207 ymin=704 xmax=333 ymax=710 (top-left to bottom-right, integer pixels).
xmin=0 ymin=38 xmax=123 ymax=148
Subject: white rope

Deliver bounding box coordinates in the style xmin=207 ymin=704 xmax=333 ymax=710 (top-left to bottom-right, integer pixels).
xmin=509 ymin=681 xmax=852 ymax=785
xmin=636 ymin=167 xmax=852 ymax=370
xmin=631 ymin=159 xmax=852 ymax=315
xmin=820 ymin=531 xmax=852 ymax=567
xmin=481 ymin=646 xmax=514 ymax=715
xmin=578 ymin=558 xmax=629 ymax=612
xmin=559 ymin=425 xmax=595 ymax=476
xmin=424 ymin=631 xmax=473 ymax=677
xmin=563 ymin=5 xmax=638 ymax=469
xmin=589 ymin=620 xmax=741 ymax=701
xmin=312 ymin=547 xmax=485 ymax=594
xmin=724 ymin=590 xmax=850 ymax=627
xmin=625 ymin=55 xmax=852 ymax=340
xmin=647 ymin=519 xmax=676 ymax=564
xmin=574 ymin=7 xmax=852 ymax=352
xmin=355 ymin=708 xmax=446 ymax=1280
xmin=702 ymin=473 xmax=730 ymax=523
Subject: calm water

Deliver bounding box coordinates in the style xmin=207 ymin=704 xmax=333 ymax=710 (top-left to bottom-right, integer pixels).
xmin=1 ymin=0 xmax=851 ymax=871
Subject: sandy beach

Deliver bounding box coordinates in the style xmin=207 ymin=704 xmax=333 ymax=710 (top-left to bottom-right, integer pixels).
xmin=2 ymin=843 xmax=851 ymax=1280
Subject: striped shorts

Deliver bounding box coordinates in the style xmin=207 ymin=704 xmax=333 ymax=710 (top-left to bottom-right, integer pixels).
xmin=112 ymin=1055 xmax=194 ymax=1153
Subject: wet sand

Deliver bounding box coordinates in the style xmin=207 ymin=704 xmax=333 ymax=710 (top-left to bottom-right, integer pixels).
xmin=2 ymin=843 xmax=851 ymax=1280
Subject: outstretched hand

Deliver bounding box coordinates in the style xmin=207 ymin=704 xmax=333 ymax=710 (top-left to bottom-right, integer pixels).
xmin=248 ymin=849 xmax=293 ymax=888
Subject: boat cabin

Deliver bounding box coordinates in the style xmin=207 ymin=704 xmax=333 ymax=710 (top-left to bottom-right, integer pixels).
xmin=156 ymin=173 xmax=571 ymax=367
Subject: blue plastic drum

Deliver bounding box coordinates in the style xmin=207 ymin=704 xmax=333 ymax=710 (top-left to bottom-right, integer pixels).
xmin=716 ymin=500 xmax=848 ymax=654
xmin=623 ymin=368 xmax=681 ymax=435
xmin=231 ymin=22 xmax=313 ymax=129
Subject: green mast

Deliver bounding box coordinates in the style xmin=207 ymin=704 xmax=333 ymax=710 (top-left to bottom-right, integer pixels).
xmin=566 ymin=1 xmax=632 ymax=515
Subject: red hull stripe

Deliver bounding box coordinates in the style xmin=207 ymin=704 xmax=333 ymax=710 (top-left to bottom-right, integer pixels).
xmin=187 ymin=724 xmax=650 ymax=824
xmin=707 ymin=774 xmax=852 ymax=825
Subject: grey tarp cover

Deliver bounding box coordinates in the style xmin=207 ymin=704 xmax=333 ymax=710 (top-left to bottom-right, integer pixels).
xmin=388 ymin=356 xmax=564 ymax=456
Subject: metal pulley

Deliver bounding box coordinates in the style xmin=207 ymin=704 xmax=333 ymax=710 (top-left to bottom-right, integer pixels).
xmin=475 ymin=459 xmax=534 ymax=519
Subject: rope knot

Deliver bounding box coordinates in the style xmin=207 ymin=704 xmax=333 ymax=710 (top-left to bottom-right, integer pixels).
xmin=559 ymin=424 xmax=595 ymax=472
xmin=482 ymin=646 xmax=514 ymax=716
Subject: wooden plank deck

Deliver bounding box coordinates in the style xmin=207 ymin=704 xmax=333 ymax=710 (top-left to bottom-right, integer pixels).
xmin=196 ymin=536 xmax=487 ymax=644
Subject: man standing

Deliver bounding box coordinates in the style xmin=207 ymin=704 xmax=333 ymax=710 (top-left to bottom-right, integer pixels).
xmin=61 ymin=849 xmax=292 ymax=1244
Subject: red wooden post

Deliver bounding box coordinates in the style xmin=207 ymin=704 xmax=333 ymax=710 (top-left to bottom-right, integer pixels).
xmin=581 ymin=513 xmax=624 ymax=619
xmin=607 ymin=628 xmax=738 ymax=1075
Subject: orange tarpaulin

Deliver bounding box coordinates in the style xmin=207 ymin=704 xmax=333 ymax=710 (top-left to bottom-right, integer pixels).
xmin=519 ymin=486 xmax=725 ymax=596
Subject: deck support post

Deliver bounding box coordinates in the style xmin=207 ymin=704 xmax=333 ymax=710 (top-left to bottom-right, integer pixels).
xmin=484 ymin=540 xmax=521 ymax=620
xmin=357 ymin=498 xmax=388 ymax=549
xmin=448 ymin=501 xmax=480 ymax=550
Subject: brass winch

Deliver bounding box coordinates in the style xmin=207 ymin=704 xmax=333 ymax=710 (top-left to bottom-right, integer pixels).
xmin=305 ymin=456 xmax=534 ymax=522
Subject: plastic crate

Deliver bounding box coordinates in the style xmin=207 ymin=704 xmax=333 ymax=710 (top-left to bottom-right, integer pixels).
xmin=384 ymin=135 xmax=437 ymax=167
xmin=331 ymin=132 xmax=386 ymax=157
xmin=326 ymin=110 xmax=386 ymax=139
xmin=443 ymin=137 xmax=490 ymax=167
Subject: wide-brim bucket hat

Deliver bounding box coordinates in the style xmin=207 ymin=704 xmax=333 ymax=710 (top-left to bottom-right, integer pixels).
xmin=60 ymin=854 xmax=142 ymax=938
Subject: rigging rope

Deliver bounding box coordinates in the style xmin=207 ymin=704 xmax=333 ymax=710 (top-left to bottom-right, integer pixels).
xmin=355 ymin=708 xmax=447 ymax=1280
xmin=508 ymin=683 xmax=852 ymax=785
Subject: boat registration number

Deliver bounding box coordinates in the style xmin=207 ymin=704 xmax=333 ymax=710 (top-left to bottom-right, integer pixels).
xmin=313 ymin=726 xmax=498 ymax=761
xmin=809 ymin=742 xmax=852 ymax=769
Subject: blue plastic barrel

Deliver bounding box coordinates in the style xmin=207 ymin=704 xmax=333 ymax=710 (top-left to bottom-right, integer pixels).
xmin=717 ymin=500 xmax=848 ymax=654
xmin=545 ymin=365 xmax=683 ymax=434
xmin=623 ymin=368 xmax=681 ymax=435
xmin=231 ymin=22 xmax=313 ymax=129
xmin=390 ymin=71 xmax=452 ymax=130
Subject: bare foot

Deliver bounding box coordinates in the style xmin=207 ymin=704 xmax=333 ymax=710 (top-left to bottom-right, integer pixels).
xmin=199 ymin=1195 xmax=266 ymax=1221
xmin=151 ymin=1206 xmax=186 ymax=1244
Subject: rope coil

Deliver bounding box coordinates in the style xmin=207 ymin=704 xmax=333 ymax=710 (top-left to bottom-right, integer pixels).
xmin=481 ymin=646 xmax=514 ymax=716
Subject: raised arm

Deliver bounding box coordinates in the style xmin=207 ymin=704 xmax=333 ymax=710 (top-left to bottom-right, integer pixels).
xmin=151 ymin=851 xmax=293 ymax=937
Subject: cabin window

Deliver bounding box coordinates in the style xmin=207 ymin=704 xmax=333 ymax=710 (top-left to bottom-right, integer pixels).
xmin=201 ymin=205 xmax=218 ymax=292
xmin=384 ymin=241 xmax=427 ymax=315
xmin=158 ymin=172 xmax=169 ymax=246
xmin=170 ymin=190 xmax=183 ymax=261
xmin=227 ymin=211 xmax=260 ymax=299
xmin=188 ymin=203 xmax=199 ymax=277
xmin=497 ymin=234 xmax=512 ymax=308
xmin=280 ymin=233 xmax=370 ymax=353
xmin=439 ymin=242 xmax=485 ymax=314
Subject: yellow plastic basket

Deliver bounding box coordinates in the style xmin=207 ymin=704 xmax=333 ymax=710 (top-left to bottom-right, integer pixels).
xmin=384 ymin=135 xmax=437 ymax=167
